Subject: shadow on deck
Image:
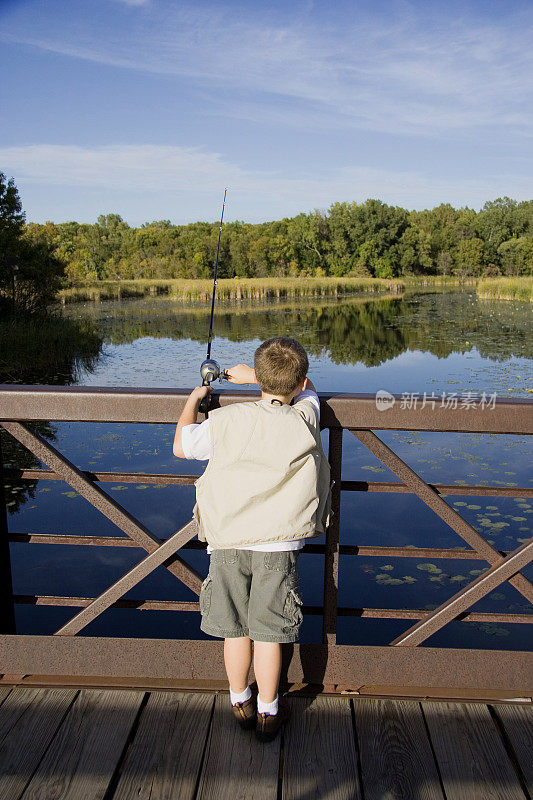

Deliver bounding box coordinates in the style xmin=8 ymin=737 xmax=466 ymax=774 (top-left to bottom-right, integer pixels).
xmin=0 ymin=685 xmax=532 ymax=799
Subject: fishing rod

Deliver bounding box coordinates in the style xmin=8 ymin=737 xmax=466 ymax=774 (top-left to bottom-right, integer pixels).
xmin=199 ymin=188 xmax=228 ymax=412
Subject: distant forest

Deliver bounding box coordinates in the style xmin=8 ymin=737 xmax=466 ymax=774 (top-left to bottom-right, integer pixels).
xmin=25 ymin=197 xmax=533 ymax=284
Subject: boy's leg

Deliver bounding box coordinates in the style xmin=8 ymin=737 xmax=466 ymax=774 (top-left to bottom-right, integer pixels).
xmin=253 ymin=641 xmax=282 ymax=704
xmin=224 ymin=635 xmax=253 ymax=694
xmin=224 ymin=635 xmax=256 ymax=729
xmin=248 ymin=550 xmax=303 ymax=731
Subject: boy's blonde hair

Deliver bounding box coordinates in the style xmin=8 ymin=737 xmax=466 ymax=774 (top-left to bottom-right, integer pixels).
xmin=254 ymin=336 xmax=309 ymax=396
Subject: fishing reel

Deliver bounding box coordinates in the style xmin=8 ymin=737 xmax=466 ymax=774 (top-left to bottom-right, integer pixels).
xmin=200 ymin=359 xmax=222 ymax=385
xmin=199 ymin=358 xmax=229 ymax=413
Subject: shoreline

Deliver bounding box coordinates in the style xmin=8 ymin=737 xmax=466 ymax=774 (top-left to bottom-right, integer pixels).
xmin=54 ymin=275 xmax=532 ymax=305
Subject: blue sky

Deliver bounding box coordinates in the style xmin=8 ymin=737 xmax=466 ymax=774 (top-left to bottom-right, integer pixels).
xmin=1 ymin=0 xmax=532 ymax=225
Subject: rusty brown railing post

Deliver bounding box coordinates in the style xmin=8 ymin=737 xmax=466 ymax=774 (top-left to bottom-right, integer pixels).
xmin=322 ymin=427 xmax=343 ymax=647
xmin=0 ymin=435 xmax=16 ymax=635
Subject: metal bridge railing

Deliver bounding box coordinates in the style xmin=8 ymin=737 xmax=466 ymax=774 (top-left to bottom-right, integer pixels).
xmin=1 ymin=385 xmax=532 ymax=697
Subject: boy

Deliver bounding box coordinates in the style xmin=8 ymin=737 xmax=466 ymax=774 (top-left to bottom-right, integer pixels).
xmin=173 ymin=337 xmax=331 ymax=742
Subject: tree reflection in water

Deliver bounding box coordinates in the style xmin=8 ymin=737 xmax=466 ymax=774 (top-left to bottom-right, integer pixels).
xmin=62 ymin=290 xmax=531 ymax=367
xmin=1 ymin=310 xmax=104 ymax=513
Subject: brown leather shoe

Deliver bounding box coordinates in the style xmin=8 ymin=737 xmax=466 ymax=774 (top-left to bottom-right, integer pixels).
xmin=255 ymin=700 xmax=290 ymax=743
xmin=231 ymin=696 xmax=257 ymax=730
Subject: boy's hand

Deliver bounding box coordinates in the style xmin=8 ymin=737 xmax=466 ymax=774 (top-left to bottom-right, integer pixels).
xmin=191 ymin=385 xmax=212 ymax=402
xmin=226 ymin=364 xmax=256 ymax=384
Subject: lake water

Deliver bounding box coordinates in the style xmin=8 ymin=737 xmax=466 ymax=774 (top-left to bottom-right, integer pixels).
xmin=4 ymin=289 xmax=533 ymax=650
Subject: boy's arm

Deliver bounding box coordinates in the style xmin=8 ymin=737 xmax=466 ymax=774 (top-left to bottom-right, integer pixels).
xmin=225 ymin=363 xmax=257 ymax=384
xmin=293 ymin=377 xmax=320 ymax=424
xmin=173 ymin=385 xmax=211 ymax=458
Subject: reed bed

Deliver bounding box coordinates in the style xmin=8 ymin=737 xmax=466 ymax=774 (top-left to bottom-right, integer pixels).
xmin=57 ymin=276 xmax=405 ymax=304
xmin=402 ymin=275 xmax=478 ymax=286
xmin=476 ymin=277 xmax=533 ymax=302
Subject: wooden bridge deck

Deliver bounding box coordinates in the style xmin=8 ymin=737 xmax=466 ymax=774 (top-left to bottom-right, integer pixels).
xmin=0 ymin=686 xmax=531 ymax=799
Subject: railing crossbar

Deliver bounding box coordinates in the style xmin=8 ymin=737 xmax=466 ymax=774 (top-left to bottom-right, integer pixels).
xmin=8 ymin=532 xmax=518 ymax=561
xmin=12 ymin=593 xmax=533 ymax=625
xmin=5 ymin=467 xmax=533 ymax=499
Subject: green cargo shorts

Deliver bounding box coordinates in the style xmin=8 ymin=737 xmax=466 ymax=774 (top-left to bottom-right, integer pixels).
xmin=199 ymin=548 xmax=303 ymax=643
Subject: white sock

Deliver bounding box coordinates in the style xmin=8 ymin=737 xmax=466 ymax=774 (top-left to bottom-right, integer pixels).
xmin=230 ymin=685 xmax=252 ymax=706
xmin=257 ymin=694 xmax=278 ymax=716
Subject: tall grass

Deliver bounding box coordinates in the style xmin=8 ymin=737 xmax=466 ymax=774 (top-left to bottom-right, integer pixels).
xmin=476 ymin=277 xmax=533 ymax=302
xmin=57 ymin=276 xmax=405 ymax=304
xmin=402 ymin=275 xmax=478 ymax=286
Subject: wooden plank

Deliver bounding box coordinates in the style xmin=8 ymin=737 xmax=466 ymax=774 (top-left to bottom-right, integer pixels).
xmin=114 ymin=691 xmax=214 ymax=800
xmin=423 ymin=701 xmax=525 ymax=799
xmin=197 ymin=693 xmax=280 ymax=800
xmin=0 ymin=687 xmax=77 ymax=800
xmin=19 ymin=688 xmax=144 ymax=800
xmin=0 ymin=687 xmax=12 ymax=706
xmin=283 ymin=696 xmax=362 ymax=800
xmin=354 ymin=698 xmax=444 ymax=800
xmin=489 ymin=703 xmax=533 ymax=796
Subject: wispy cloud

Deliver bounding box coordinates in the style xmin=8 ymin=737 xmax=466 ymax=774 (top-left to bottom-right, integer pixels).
xmin=110 ymin=0 xmax=150 ymax=6
xmin=3 ymin=3 xmax=533 ymax=138
xmin=0 ymin=144 xmax=247 ymax=191
xmin=2 ymin=143 xmax=530 ymax=214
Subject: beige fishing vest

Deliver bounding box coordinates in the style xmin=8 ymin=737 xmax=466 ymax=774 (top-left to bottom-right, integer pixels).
xmin=193 ymin=397 xmax=332 ymax=549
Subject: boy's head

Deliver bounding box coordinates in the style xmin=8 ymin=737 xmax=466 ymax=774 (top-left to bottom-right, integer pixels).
xmin=254 ymin=336 xmax=309 ymax=397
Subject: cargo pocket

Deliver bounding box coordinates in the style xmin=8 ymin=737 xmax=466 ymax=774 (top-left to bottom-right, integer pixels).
xmin=264 ymin=551 xmax=294 ymax=572
xmin=283 ymin=586 xmax=303 ymax=633
xmin=211 ymin=548 xmax=238 ymax=566
xmin=199 ymin=575 xmax=212 ymax=617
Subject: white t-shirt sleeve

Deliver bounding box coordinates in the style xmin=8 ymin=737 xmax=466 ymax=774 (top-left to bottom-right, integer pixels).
xmin=292 ymin=388 xmax=320 ymax=426
xmin=180 ymin=419 xmax=211 ymax=461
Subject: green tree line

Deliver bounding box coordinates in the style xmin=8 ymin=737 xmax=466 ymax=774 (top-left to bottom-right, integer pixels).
xmin=3 ymin=168 xmax=532 ymax=309
xmin=25 ymin=197 xmax=533 ymax=284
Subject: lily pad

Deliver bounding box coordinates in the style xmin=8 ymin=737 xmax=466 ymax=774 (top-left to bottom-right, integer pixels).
xmin=416 ymin=563 xmax=442 ymax=574
xmin=476 ymin=623 xmax=509 ymax=637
